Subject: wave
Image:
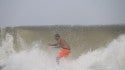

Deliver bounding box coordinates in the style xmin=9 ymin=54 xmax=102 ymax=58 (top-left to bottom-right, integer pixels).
xmin=1 ymin=34 xmax=125 ymax=70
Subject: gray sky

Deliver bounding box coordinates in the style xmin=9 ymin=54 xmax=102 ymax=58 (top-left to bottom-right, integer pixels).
xmin=0 ymin=0 xmax=125 ymax=27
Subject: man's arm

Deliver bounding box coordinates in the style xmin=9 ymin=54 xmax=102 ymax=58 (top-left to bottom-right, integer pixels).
xmin=49 ymin=43 xmax=58 ymax=46
xmin=48 ymin=43 xmax=60 ymax=48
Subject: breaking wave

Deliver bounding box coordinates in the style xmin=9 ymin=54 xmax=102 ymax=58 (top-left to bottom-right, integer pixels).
xmin=1 ymin=34 xmax=125 ymax=70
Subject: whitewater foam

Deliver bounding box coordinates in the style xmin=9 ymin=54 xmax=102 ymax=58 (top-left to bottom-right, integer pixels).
xmin=0 ymin=34 xmax=15 ymax=66
xmin=1 ymin=34 xmax=125 ymax=70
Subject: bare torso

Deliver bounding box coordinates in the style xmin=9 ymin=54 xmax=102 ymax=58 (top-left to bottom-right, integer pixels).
xmin=57 ymin=38 xmax=70 ymax=50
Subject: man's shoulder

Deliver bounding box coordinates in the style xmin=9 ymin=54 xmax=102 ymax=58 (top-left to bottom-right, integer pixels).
xmin=60 ymin=38 xmax=65 ymax=41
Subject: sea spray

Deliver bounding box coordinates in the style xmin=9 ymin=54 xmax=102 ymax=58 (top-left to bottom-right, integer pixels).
xmin=0 ymin=34 xmax=15 ymax=66
xmin=1 ymin=34 xmax=125 ymax=70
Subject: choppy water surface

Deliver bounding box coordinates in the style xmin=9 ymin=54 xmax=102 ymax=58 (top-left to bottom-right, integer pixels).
xmin=0 ymin=25 xmax=125 ymax=70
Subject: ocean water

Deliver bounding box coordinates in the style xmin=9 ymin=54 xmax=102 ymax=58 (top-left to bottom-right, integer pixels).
xmin=0 ymin=25 xmax=125 ymax=70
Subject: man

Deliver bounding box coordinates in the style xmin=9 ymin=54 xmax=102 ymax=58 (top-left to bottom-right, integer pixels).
xmin=49 ymin=34 xmax=71 ymax=64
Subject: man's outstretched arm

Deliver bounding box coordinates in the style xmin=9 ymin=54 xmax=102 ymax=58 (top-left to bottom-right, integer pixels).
xmin=49 ymin=43 xmax=58 ymax=46
xmin=48 ymin=43 xmax=60 ymax=48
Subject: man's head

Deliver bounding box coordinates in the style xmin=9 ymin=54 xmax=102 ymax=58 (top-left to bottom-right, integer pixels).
xmin=55 ymin=34 xmax=60 ymax=40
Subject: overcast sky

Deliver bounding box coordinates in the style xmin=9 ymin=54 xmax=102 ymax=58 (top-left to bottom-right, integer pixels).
xmin=0 ymin=0 xmax=125 ymax=27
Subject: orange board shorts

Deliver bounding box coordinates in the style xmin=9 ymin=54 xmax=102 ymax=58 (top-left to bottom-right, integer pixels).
xmin=58 ymin=49 xmax=71 ymax=58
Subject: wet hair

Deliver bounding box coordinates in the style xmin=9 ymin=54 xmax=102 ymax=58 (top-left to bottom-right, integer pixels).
xmin=55 ymin=34 xmax=60 ymax=37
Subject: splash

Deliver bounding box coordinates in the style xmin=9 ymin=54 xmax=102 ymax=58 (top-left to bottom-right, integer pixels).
xmin=1 ymin=34 xmax=125 ymax=70
xmin=0 ymin=34 xmax=15 ymax=66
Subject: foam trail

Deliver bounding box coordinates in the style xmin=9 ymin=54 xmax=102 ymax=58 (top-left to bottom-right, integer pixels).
xmin=1 ymin=34 xmax=125 ymax=70
xmin=0 ymin=34 xmax=15 ymax=66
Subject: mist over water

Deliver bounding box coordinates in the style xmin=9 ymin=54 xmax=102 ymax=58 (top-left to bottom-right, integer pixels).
xmin=0 ymin=25 xmax=125 ymax=70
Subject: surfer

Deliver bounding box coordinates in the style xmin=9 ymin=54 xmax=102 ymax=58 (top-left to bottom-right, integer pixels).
xmin=49 ymin=34 xmax=71 ymax=64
